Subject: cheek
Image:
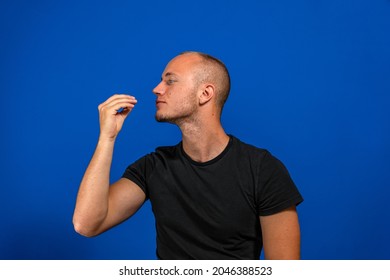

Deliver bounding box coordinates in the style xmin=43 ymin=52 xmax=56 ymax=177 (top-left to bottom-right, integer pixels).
xmin=180 ymin=92 xmax=197 ymax=107
xmin=169 ymin=85 xmax=198 ymax=107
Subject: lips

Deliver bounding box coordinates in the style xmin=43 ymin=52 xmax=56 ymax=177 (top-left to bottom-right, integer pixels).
xmin=156 ymin=100 xmax=166 ymax=108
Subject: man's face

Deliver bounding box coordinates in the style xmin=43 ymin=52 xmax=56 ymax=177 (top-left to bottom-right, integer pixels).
xmin=152 ymin=54 xmax=202 ymax=124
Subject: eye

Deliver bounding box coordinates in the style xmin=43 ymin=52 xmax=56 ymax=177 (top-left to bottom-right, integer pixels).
xmin=166 ymin=79 xmax=176 ymax=85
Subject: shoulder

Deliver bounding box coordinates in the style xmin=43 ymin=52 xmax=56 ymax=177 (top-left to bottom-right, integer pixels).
xmin=123 ymin=142 xmax=181 ymax=189
xmin=153 ymin=142 xmax=181 ymax=159
xmin=230 ymin=135 xmax=289 ymax=173
xmin=134 ymin=142 xmax=182 ymax=167
xmin=155 ymin=142 xmax=180 ymax=154
xmin=230 ymin=135 xmax=270 ymax=160
xmin=126 ymin=142 xmax=181 ymax=170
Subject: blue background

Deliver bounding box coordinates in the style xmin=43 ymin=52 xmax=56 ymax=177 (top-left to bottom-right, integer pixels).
xmin=1 ymin=0 xmax=389 ymax=260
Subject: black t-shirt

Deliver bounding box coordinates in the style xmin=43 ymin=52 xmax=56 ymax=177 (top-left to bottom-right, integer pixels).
xmin=122 ymin=135 xmax=303 ymax=259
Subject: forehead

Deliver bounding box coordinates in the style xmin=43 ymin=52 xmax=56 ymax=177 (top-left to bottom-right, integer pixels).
xmin=163 ymin=54 xmax=202 ymax=76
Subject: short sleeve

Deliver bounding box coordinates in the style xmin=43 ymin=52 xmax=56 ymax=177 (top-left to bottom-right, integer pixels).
xmin=122 ymin=155 xmax=154 ymax=199
xmin=257 ymin=151 xmax=303 ymax=216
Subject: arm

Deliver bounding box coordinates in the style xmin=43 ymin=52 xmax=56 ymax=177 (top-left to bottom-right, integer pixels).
xmin=73 ymin=94 xmax=145 ymax=237
xmin=259 ymin=206 xmax=301 ymax=259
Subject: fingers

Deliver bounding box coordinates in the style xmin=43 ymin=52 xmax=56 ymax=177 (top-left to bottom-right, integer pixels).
xmin=98 ymin=94 xmax=138 ymax=114
xmin=99 ymin=94 xmax=137 ymax=107
xmin=97 ymin=94 xmax=138 ymax=140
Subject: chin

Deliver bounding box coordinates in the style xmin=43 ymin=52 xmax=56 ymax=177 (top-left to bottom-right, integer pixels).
xmin=155 ymin=110 xmax=194 ymax=125
xmin=155 ymin=113 xmax=173 ymax=123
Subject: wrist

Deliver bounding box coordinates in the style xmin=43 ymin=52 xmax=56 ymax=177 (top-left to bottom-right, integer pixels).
xmin=97 ymin=135 xmax=117 ymax=147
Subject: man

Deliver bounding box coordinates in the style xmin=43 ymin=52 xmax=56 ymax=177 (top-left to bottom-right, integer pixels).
xmin=73 ymin=51 xmax=303 ymax=260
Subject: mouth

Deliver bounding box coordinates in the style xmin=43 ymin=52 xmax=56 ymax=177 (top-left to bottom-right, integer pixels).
xmin=156 ymin=101 xmax=165 ymax=109
xmin=156 ymin=100 xmax=166 ymax=106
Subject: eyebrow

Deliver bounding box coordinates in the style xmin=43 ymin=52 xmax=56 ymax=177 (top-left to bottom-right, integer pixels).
xmin=161 ymin=72 xmax=178 ymax=80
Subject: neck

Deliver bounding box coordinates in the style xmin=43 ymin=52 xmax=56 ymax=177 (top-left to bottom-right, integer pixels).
xmin=178 ymin=116 xmax=229 ymax=163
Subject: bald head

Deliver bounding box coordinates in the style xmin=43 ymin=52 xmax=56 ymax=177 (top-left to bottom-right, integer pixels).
xmin=178 ymin=51 xmax=231 ymax=112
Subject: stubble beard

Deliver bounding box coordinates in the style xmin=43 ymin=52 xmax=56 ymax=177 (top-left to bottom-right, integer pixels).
xmin=155 ymin=105 xmax=198 ymax=125
xmin=155 ymin=90 xmax=199 ymax=125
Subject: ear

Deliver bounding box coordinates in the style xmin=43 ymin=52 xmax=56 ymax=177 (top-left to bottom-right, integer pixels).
xmin=199 ymin=84 xmax=215 ymax=105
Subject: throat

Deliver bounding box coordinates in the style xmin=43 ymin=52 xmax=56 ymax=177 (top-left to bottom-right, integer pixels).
xmin=181 ymin=131 xmax=230 ymax=163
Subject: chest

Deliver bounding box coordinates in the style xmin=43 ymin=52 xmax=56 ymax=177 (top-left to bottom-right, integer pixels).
xmin=147 ymin=160 xmax=259 ymax=235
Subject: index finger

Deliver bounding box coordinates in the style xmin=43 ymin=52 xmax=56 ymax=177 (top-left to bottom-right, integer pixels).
xmin=100 ymin=94 xmax=137 ymax=107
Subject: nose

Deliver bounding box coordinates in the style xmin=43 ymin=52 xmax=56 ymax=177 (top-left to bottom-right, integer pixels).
xmin=153 ymin=81 xmax=165 ymax=96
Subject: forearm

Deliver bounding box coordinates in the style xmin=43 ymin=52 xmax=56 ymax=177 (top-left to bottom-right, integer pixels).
xmin=73 ymin=138 xmax=115 ymax=236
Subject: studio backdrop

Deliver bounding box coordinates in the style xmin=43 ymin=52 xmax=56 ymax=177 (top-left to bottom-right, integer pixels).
xmin=1 ymin=0 xmax=389 ymax=259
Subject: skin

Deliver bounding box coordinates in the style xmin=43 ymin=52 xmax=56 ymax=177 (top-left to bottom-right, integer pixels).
xmin=73 ymin=52 xmax=301 ymax=259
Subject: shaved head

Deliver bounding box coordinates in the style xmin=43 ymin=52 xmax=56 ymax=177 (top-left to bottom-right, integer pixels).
xmin=179 ymin=51 xmax=231 ymax=112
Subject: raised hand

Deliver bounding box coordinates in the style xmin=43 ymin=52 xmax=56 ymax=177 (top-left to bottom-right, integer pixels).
xmin=97 ymin=94 xmax=137 ymax=141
